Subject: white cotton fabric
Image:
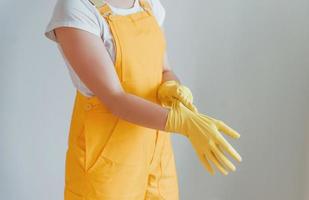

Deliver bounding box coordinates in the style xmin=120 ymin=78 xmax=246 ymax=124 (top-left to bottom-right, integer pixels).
xmin=44 ymin=0 xmax=166 ymax=97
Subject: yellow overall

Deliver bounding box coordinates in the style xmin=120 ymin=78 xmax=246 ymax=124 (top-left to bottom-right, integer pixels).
xmin=64 ymin=0 xmax=179 ymax=199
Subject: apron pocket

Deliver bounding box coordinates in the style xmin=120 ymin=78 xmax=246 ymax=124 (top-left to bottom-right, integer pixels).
xmin=83 ymin=112 xmax=120 ymax=173
xmin=98 ymin=117 xmax=157 ymax=166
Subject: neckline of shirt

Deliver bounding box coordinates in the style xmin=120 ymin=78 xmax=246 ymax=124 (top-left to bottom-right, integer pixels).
xmin=103 ymin=0 xmax=142 ymax=14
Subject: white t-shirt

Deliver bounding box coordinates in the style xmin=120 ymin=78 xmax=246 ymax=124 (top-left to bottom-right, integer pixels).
xmin=44 ymin=0 xmax=166 ymax=97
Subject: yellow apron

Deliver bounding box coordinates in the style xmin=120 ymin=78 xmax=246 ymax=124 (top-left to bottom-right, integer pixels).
xmin=64 ymin=0 xmax=179 ymax=199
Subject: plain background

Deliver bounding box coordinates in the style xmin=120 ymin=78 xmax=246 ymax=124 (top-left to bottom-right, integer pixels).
xmin=0 ymin=0 xmax=308 ymax=199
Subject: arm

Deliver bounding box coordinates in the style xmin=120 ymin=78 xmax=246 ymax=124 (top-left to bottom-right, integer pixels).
xmin=55 ymin=27 xmax=169 ymax=131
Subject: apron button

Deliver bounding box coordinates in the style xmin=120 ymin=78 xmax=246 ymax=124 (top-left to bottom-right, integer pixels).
xmin=84 ymin=103 xmax=93 ymax=111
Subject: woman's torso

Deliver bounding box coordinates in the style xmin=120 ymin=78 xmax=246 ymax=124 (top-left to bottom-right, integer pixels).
xmin=44 ymin=0 xmax=165 ymax=97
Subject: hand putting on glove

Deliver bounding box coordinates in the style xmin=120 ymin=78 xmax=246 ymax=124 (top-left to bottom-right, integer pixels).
xmin=157 ymin=80 xmax=198 ymax=112
xmin=157 ymin=80 xmax=242 ymax=175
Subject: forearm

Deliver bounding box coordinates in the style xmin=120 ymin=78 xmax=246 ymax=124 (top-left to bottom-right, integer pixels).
xmin=56 ymin=27 xmax=171 ymax=131
xmin=103 ymin=92 xmax=170 ymax=131
xmin=108 ymin=71 xmax=180 ymax=131
xmin=107 ymin=69 xmax=179 ymax=131
xmin=162 ymin=69 xmax=180 ymax=83
xmin=105 ymin=69 xmax=180 ymax=131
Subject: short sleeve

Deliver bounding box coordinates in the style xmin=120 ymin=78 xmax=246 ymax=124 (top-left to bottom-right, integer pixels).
xmin=44 ymin=0 xmax=102 ymax=43
xmin=148 ymin=0 xmax=166 ymax=26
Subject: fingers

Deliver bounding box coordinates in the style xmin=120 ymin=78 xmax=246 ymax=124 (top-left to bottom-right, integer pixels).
xmin=197 ymin=153 xmax=215 ymax=175
xmin=210 ymin=141 xmax=236 ymax=171
xmin=157 ymin=81 xmax=179 ymax=102
xmin=197 ymin=114 xmax=240 ymax=139
xmin=175 ymin=86 xmax=199 ymax=112
xmin=214 ymin=132 xmax=242 ymax=162
xmin=178 ymin=98 xmax=198 ymax=113
xmin=186 ymin=101 xmax=198 ymax=113
xmin=194 ymin=113 xmax=242 ymax=162
xmin=177 ymin=85 xmax=193 ymax=100
xmin=207 ymin=151 xmax=228 ymax=175
xmin=217 ymin=120 xmax=240 ymax=139
xmin=159 ymin=83 xmax=199 ymax=113
xmin=174 ymin=97 xmax=197 ymax=113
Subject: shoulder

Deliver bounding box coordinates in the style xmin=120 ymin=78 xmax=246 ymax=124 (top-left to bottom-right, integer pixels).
xmin=54 ymin=0 xmax=94 ymax=13
xmin=44 ymin=0 xmax=104 ymax=43
xmin=52 ymin=0 xmax=102 ymax=24
xmin=147 ymin=0 xmax=166 ymax=26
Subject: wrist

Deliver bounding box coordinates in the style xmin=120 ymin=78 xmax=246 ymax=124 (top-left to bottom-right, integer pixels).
xmin=164 ymin=101 xmax=190 ymax=137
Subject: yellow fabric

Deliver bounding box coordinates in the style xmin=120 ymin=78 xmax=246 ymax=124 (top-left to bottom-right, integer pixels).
xmin=64 ymin=0 xmax=179 ymax=199
xmin=164 ymin=100 xmax=242 ymax=175
xmin=158 ymin=80 xmax=242 ymax=175
xmin=157 ymin=80 xmax=198 ymax=112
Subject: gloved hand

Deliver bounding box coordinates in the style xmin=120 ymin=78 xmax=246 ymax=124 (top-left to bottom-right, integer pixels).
xmin=157 ymin=80 xmax=198 ymax=113
xmin=164 ymin=100 xmax=242 ymax=175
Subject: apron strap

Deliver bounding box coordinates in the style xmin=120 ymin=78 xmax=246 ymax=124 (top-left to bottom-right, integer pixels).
xmin=90 ymin=0 xmax=153 ymax=18
xmin=138 ymin=0 xmax=153 ymax=14
xmin=88 ymin=0 xmax=113 ymax=18
xmin=89 ymin=0 xmax=105 ymax=8
xmin=98 ymin=4 xmax=113 ymax=18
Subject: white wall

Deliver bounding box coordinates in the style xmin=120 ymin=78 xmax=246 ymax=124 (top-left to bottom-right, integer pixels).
xmin=305 ymin=121 xmax=309 ymax=200
xmin=0 ymin=0 xmax=308 ymax=199
xmin=162 ymin=0 xmax=309 ymax=199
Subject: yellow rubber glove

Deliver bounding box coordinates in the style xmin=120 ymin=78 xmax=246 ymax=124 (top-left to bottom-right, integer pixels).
xmin=164 ymin=100 xmax=242 ymax=175
xmin=157 ymin=80 xmax=198 ymax=113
